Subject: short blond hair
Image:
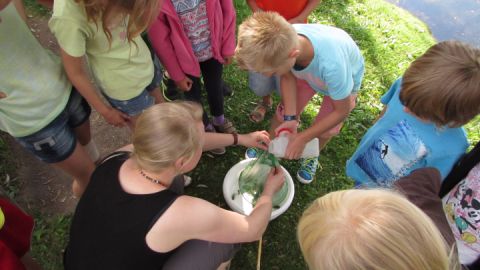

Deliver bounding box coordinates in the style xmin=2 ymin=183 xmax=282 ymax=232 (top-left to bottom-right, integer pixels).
xmin=298 ymin=189 xmax=456 ymax=270
xmin=235 ymin=11 xmax=298 ymax=72
xmin=400 ymin=40 xmax=480 ymax=127
xmin=132 ymin=101 xmax=203 ymax=173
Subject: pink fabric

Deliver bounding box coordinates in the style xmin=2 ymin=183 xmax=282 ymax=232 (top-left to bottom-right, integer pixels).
xmin=276 ymin=79 xmax=356 ymax=138
xmin=148 ymin=0 xmax=236 ymax=81
xmin=0 ymin=198 xmax=34 ymax=270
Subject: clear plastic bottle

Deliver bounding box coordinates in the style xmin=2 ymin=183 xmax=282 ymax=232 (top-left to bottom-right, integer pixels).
xmin=268 ymin=130 xmax=319 ymax=159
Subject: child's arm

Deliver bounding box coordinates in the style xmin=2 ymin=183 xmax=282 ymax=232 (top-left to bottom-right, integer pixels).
xmin=149 ymin=168 xmax=285 ymax=250
xmin=220 ymin=0 xmax=237 ymax=65
xmin=12 ymin=0 xmax=27 ymax=20
xmin=277 ymin=71 xmax=299 ymax=133
xmin=60 ymin=50 xmax=130 ymax=126
xmin=284 ymin=95 xmax=355 ymax=159
xmin=203 ymin=130 xmax=271 ymax=151
xmin=288 ymin=0 xmax=321 ymax=24
xmin=148 ymin=13 xmax=192 ymax=91
xmin=246 ymin=0 xmax=261 ymax=12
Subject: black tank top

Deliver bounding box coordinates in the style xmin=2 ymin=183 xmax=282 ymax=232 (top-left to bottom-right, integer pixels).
xmin=64 ymin=152 xmax=179 ymax=270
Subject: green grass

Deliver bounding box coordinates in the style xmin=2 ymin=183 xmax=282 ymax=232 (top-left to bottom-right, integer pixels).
xmin=2 ymin=0 xmax=478 ymax=269
xmin=30 ymin=214 xmax=71 ymax=270
xmin=0 ymin=134 xmax=19 ymax=198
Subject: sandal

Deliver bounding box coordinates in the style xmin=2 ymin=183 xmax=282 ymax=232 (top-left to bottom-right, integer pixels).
xmin=249 ymin=101 xmax=272 ymax=123
xmin=213 ymin=117 xmax=237 ymax=134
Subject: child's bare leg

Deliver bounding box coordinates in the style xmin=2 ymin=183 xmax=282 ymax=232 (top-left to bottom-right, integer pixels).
xmin=149 ymin=87 xmax=165 ymax=104
xmin=73 ymin=118 xmax=91 ymax=145
xmin=73 ymin=119 xmax=101 ymax=163
xmin=53 ymin=142 xmax=95 ymax=197
xmin=262 ymin=94 xmax=273 ymax=106
xmin=318 ymin=136 xmax=332 ymax=151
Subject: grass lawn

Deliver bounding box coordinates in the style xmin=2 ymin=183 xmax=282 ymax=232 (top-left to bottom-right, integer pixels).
xmin=1 ymin=0 xmax=479 ymax=269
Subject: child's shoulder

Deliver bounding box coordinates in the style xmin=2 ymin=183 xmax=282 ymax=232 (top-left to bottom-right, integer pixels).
xmin=52 ymin=0 xmax=87 ymax=21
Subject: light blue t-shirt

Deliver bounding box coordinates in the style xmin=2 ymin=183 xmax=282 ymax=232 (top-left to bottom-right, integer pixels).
xmin=346 ymin=78 xmax=469 ymax=187
xmin=291 ymin=24 xmax=365 ymax=100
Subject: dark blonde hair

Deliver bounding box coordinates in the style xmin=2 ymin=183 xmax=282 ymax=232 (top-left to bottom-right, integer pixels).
xmin=235 ymin=11 xmax=298 ymax=72
xmin=76 ymin=0 xmax=160 ymax=45
xmin=399 ymin=40 xmax=480 ymax=127
xmin=132 ymin=101 xmax=203 ymax=173
xmin=298 ymin=189 xmax=457 ymax=270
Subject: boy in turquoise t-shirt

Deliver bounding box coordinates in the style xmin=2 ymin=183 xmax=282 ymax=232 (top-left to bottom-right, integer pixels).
xmin=346 ymin=41 xmax=480 ymax=187
xmin=236 ymin=12 xmax=364 ymax=184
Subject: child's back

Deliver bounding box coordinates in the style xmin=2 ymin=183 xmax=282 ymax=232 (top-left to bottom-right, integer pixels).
xmin=49 ymin=0 xmax=153 ymax=101
xmin=290 ymin=24 xmax=364 ymax=100
xmin=347 ymin=41 xmax=480 ymax=187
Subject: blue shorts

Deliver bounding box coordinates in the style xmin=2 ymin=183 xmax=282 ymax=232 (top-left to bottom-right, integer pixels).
xmin=15 ymin=89 xmax=91 ymax=164
xmin=104 ymin=89 xmax=154 ymax=116
xmin=104 ymin=57 xmax=161 ymax=116
xmin=248 ymin=71 xmax=281 ymax=97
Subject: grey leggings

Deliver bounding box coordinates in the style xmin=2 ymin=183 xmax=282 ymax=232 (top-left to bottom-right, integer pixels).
xmin=164 ymin=175 xmax=241 ymax=270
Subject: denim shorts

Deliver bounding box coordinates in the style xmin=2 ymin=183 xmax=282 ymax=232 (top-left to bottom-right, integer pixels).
xmin=15 ymin=89 xmax=91 ymax=164
xmin=104 ymin=89 xmax=154 ymax=116
xmin=248 ymin=71 xmax=281 ymax=97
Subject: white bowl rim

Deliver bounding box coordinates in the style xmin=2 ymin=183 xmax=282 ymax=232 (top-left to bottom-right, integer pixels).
xmin=222 ymin=158 xmax=295 ymax=220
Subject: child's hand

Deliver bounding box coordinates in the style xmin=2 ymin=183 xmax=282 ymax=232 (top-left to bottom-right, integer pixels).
xmin=175 ymin=77 xmax=193 ymax=92
xmin=0 ymin=91 xmax=6 ymax=99
xmin=223 ymin=56 xmax=234 ymax=65
xmin=284 ymin=133 xmax=307 ymax=159
xmin=239 ymin=131 xmax=271 ymax=150
xmin=263 ymin=167 xmax=285 ymax=197
xmin=101 ymin=107 xmax=130 ymax=127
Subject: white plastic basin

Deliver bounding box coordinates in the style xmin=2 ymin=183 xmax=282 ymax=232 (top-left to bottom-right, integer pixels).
xmin=223 ymin=159 xmax=295 ymax=220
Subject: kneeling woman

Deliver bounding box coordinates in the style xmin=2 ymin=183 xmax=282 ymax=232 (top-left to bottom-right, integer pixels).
xmin=64 ymin=101 xmax=285 ymax=270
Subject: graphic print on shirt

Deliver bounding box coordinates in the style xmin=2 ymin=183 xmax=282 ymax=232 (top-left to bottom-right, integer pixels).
xmin=354 ymin=120 xmax=428 ymax=186
xmin=444 ymin=164 xmax=480 ymax=253
xmin=173 ymin=0 xmax=212 ymax=61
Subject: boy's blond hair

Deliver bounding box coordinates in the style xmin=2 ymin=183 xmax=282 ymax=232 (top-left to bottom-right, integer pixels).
xmin=235 ymin=11 xmax=298 ymax=72
xmin=400 ymin=40 xmax=480 ymax=127
xmin=298 ymin=189 xmax=456 ymax=270
xmin=132 ymin=101 xmax=203 ymax=173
